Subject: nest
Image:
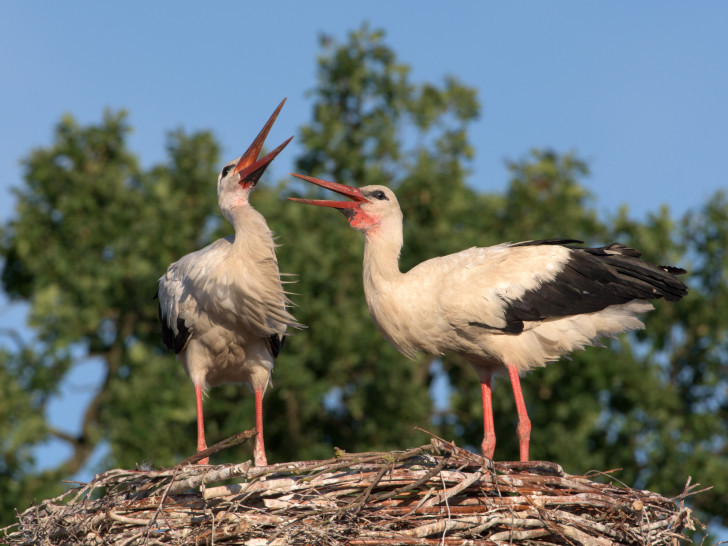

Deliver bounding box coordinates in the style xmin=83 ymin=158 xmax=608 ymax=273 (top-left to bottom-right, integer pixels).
xmin=2 ymin=431 xmax=703 ymax=545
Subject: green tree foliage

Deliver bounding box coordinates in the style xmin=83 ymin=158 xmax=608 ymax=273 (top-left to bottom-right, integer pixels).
xmin=1 ymin=25 xmax=725 ymax=535
xmin=0 ymin=111 xmax=222 ymax=516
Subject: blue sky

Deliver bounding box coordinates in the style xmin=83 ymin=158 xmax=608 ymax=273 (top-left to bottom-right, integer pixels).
xmin=1 ymin=0 xmax=726 ymax=522
xmin=3 ymin=2 xmax=725 ymax=224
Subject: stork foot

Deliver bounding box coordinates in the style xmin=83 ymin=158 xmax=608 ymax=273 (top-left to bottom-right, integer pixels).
xmin=253 ymin=446 xmax=268 ymax=467
xmin=196 ymin=435 xmax=209 ymax=465
xmin=481 ymin=434 xmax=496 ymax=460
xmin=516 ymin=419 xmax=531 ymax=462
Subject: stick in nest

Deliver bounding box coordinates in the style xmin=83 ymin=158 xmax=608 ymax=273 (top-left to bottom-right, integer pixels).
xmin=176 ymin=428 xmax=256 ymax=466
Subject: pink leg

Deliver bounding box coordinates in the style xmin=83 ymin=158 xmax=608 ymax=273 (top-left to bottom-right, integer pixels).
xmin=507 ymin=366 xmax=531 ymax=462
xmin=195 ymin=384 xmax=209 ymax=464
xmin=480 ymin=373 xmax=496 ymax=459
xmin=253 ymin=388 xmax=268 ymax=466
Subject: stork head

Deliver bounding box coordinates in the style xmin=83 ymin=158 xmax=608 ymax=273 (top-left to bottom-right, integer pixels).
xmin=288 ymin=174 xmax=402 ymax=235
xmin=217 ymin=99 xmax=292 ymax=219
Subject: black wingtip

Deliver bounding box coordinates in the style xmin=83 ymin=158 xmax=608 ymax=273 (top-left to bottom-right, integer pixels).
xmin=267 ymin=333 xmax=285 ymax=358
xmin=158 ymin=299 xmax=191 ymax=354
xmin=604 ymin=242 xmax=642 ymax=258
xmin=511 ymin=238 xmax=584 ymax=248
xmin=661 ymin=265 xmax=687 ymax=275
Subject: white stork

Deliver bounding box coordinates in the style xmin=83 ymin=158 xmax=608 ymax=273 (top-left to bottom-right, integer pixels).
xmin=157 ymin=100 xmax=302 ymax=466
xmin=289 ymin=173 xmax=687 ymax=462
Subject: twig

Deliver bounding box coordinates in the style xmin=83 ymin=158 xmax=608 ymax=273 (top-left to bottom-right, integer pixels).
xmin=341 ymin=461 xmax=390 ymax=515
xmin=176 ymin=429 xmax=256 ymax=466
xmin=440 ymin=471 xmax=452 ymax=544
xmin=369 ymin=454 xmax=449 ymax=503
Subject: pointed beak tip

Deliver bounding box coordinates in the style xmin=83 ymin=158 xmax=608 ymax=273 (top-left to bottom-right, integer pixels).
xmin=234 ymin=100 xmax=289 ymax=175
xmin=289 ymin=172 xmax=308 ymax=182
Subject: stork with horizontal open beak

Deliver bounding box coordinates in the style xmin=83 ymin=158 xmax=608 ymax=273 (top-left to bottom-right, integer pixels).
xmin=289 ymin=173 xmax=687 ymax=462
xmin=157 ymin=100 xmax=302 ymax=466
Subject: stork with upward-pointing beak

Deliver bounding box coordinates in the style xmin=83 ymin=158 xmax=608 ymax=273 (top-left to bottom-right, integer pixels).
xmin=289 ymin=173 xmax=687 ymax=461
xmin=157 ymin=100 xmax=302 ymax=466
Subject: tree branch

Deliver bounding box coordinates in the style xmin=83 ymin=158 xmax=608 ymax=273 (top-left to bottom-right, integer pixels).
xmin=56 ymin=311 xmax=138 ymax=477
xmin=47 ymin=427 xmax=81 ymax=447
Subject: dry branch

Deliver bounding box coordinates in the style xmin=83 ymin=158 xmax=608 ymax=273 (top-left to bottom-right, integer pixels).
xmin=1 ymin=435 xmax=704 ymax=545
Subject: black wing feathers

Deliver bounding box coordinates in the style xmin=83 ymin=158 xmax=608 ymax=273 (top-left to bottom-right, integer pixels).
xmin=511 ymin=238 xmax=584 ymax=247
xmin=266 ymin=333 xmax=285 ymax=358
xmin=157 ymin=297 xmax=192 ymax=354
xmin=481 ymin=239 xmax=687 ymax=334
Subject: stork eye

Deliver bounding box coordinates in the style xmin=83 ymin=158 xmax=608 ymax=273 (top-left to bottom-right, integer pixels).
xmin=221 ymin=165 xmax=234 ymax=178
xmin=371 ymin=190 xmax=387 ymax=200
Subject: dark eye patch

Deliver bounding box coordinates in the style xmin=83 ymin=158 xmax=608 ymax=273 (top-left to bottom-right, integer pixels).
xmin=371 ymin=190 xmax=387 ymax=200
xmin=221 ymin=164 xmax=234 ymax=178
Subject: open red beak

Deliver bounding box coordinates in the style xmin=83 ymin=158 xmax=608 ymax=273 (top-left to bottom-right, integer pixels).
xmin=234 ymin=99 xmax=293 ymax=189
xmin=288 ymin=173 xmax=367 ymax=212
